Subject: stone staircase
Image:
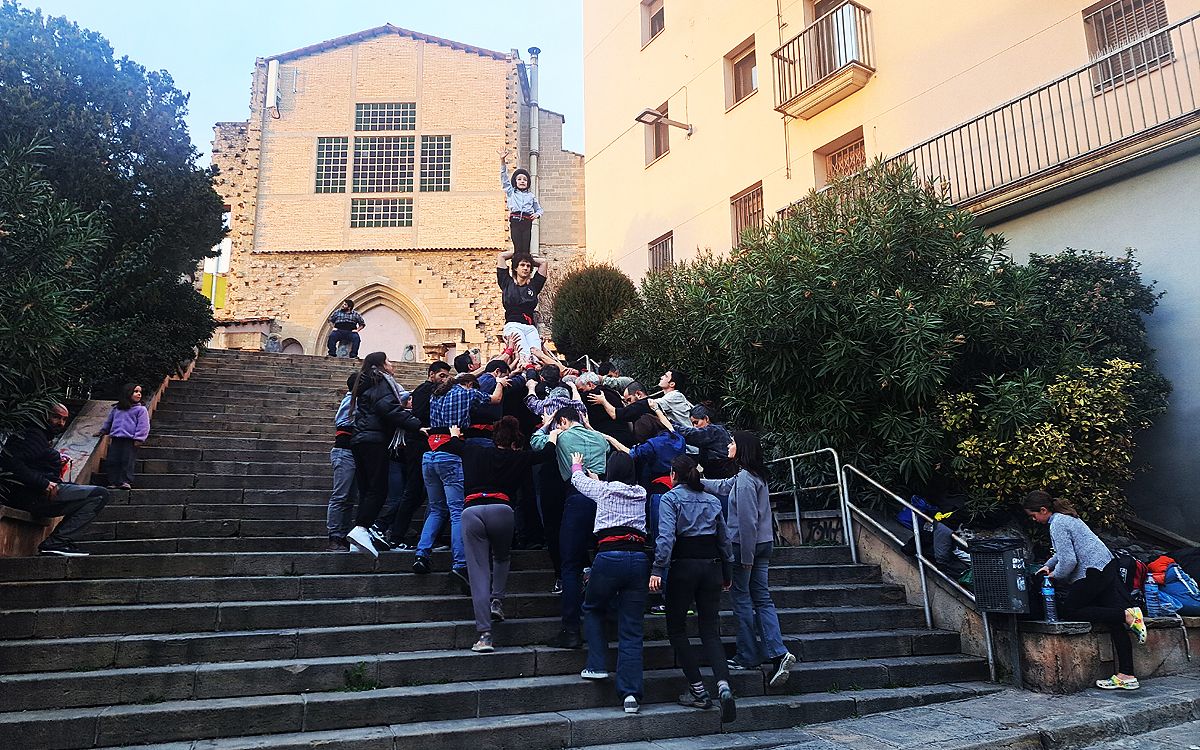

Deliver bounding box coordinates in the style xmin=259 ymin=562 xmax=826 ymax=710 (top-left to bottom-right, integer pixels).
xmin=0 ymin=349 xmax=997 ymax=749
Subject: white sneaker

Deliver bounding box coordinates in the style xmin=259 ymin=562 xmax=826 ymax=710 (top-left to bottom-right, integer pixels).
xmin=623 ymin=695 xmax=639 ymax=714
xmin=580 ymin=668 xmax=609 ymax=680
xmin=346 ymin=526 xmax=379 ymax=558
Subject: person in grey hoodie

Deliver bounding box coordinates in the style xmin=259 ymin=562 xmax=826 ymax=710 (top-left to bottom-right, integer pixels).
xmin=701 ymin=430 xmax=797 ymax=688
xmin=651 ymin=455 xmax=736 ymax=724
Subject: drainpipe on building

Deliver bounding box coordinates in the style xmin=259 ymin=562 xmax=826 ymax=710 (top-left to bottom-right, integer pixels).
xmin=527 ymin=46 xmax=541 ymax=256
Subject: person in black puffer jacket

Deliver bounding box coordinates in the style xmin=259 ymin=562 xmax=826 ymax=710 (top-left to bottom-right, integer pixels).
xmin=346 ymin=352 xmax=422 ymax=557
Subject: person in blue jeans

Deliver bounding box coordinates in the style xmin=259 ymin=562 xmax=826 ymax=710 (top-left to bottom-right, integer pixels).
xmin=701 ymin=430 xmax=797 ymax=688
xmin=326 ymin=374 xmax=359 ymax=551
xmin=570 ymin=451 xmax=649 ymax=715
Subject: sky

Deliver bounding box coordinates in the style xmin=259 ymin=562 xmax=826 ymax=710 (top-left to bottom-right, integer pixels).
xmin=25 ymin=0 xmax=584 ymax=164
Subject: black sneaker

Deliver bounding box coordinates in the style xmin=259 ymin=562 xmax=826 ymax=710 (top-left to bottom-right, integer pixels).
xmin=547 ymin=629 xmax=582 ymax=649
xmin=550 ymin=579 xmax=563 ymax=595
xmin=678 ymin=690 xmax=712 ymax=710
xmin=368 ymin=526 xmax=394 ymax=551
xmin=450 ymin=567 xmax=470 ymax=593
xmin=769 ymin=652 xmax=797 ymax=688
xmin=490 ymin=598 xmax=505 ymax=622
xmin=39 ymin=540 xmax=89 ymax=557
xmin=717 ymin=682 xmax=736 ymax=723
xmin=412 ymin=556 xmax=431 ymax=574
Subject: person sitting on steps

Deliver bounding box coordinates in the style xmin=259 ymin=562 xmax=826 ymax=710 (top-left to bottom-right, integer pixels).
xmin=327 ymin=298 xmax=366 ymax=359
xmin=0 ymin=403 xmax=109 ymax=556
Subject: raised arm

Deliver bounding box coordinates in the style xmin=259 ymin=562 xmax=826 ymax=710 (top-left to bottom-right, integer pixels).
xmin=497 ymin=248 xmax=515 ymax=269
xmin=498 ymin=148 xmax=514 ymax=196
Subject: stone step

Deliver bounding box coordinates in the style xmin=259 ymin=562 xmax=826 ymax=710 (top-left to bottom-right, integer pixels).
xmin=145 ymin=436 xmax=329 ymax=451
xmin=74 ymin=519 xmax=326 ymax=541
xmin=145 ymin=423 xmax=330 ymax=438
xmin=150 ymin=402 xmax=338 ymax=420
xmin=0 ymin=639 xmax=973 ymax=712
xmin=169 ymin=379 xmax=346 ymax=395
xmin=97 ymin=503 xmax=330 ymax=522
xmin=153 ymin=415 xmax=332 ymax=430
xmin=0 ymin=658 xmax=990 ymax=748
xmin=0 ymin=566 xmax=886 ymax=608
xmin=134 ymin=459 xmax=330 ymax=477
xmin=159 ymin=392 xmax=344 ymax=409
xmin=0 ymin=588 xmax=914 ymax=639
xmin=0 ymin=547 xmax=852 ymax=582
xmin=137 ymin=446 xmax=332 ymax=464
xmin=134 ymin=473 xmax=330 ymax=489
xmin=70 ymin=683 xmax=999 ymax=750
xmin=65 ymin=535 xmax=334 ymax=554
xmin=107 ymin=488 xmax=330 ymax=506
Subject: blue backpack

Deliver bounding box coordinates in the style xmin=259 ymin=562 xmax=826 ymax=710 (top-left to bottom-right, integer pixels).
xmin=1160 ymin=563 xmax=1200 ymax=615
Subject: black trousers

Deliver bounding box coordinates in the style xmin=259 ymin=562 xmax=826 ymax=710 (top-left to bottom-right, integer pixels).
xmin=536 ymin=462 xmax=566 ymax=576
xmin=1062 ymin=559 xmax=1137 ymax=675
xmin=665 ymin=557 xmax=731 ymax=685
xmin=351 ymin=443 xmax=390 ymax=528
xmin=10 ymin=485 xmax=109 ymax=543
xmin=105 ymin=437 xmax=137 ymax=486
xmin=509 ymin=217 xmax=532 ymax=255
xmin=514 ymin=472 xmax=545 ymax=547
xmin=387 ymin=450 xmax=429 ymax=543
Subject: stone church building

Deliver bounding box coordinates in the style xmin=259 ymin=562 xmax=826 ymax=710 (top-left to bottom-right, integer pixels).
xmin=208 ymin=25 xmax=584 ymax=360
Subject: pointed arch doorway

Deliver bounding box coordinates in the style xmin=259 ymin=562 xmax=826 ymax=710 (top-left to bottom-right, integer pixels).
xmin=315 ymin=284 xmax=425 ymax=363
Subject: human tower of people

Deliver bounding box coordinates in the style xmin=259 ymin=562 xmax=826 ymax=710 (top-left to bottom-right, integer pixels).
xmin=323 ymin=152 xmax=796 ymax=719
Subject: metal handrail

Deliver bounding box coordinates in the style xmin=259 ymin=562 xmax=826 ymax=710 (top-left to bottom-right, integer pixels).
xmin=765 ymin=448 xmax=856 ymax=562
xmin=840 ymin=463 xmax=996 ymax=681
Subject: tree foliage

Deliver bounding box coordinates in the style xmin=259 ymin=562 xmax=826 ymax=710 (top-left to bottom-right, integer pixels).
xmin=0 ymin=1 xmax=220 ymax=399
xmin=549 ymin=263 xmax=639 ymax=361
xmin=603 ymin=159 xmax=1165 ymax=523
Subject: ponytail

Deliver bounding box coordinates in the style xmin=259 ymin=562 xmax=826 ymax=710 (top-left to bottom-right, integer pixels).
xmin=671 ymin=454 xmax=703 ymax=492
xmin=350 ymin=352 xmax=388 ymax=413
xmin=1021 ymin=490 xmax=1079 ymax=518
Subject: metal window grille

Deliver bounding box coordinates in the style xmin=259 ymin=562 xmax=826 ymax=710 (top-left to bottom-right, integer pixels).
xmin=419 ymin=135 xmax=452 ymax=192
xmin=826 ymin=138 xmax=866 ymax=181
xmin=730 ymin=183 xmax=764 ymax=246
xmin=355 ymin=102 xmax=417 ymax=131
xmin=648 ymin=232 xmax=674 ymax=271
xmin=1084 ymin=0 xmax=1172 ymax=89
xmin=350 ymin=198 xmax=413 ymax=228
xmin=314 ymin=137 xmax=348 ymax=193
xmin=352 ymin=136 xmax=414 ymax=193
xmin=733 ymin=48 xmax=758 ymax=103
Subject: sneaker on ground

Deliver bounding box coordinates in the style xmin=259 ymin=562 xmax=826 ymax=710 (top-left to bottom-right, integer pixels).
xmin=450 ymin=567 xmax=471 ymax=592
xmin=396 ymin=542 xmax=415 ymax=551
xmin=580 ymin=668 xmax=609 ymax=680
xmin=326 ymin=537 xmax=350 ymax=552
xmin=38 ymin=540 xmax=88 ymax=557
xmin=346 ymin=526 xmax=379 ymax=558
xmin=648 ymin=604 xmax=667 ymax=616
xmin=1126 ymin=607 xmax=1148 ymax=645
xmin=547 ymin=629 xmax=582 ymax=649
xmin=678 ymin=691 xmax=712 ymax=710
xmin=490 ymin=598 xmax=505 ymax=622
xmin=769 ymin=652 xmax=797 ymax=688
xmin=551 ymin=579 xmax=563 ymax=595
xmin=412 ymin=556 xmax=431 ymax=574
xmin=717 ymin=683 xmax=736 ymax=723
xmin=1097 ymin=674 xmax=1140 ymax=690
xmin=471 ymin=632 xmax=494 ymax=653
xmin=727 ymin=658 xmax=756 ymax=671
xmin=623 ymin=695 xmax=640 ymax=714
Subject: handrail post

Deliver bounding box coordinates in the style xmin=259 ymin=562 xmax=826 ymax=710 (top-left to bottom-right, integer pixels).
xmin=788 ymin=458 xmax=801 ymax=546
xmin=829 ymin=449 xmax=856 ymax=563
xmin=909 ymin=507 xmax=934 ymax=629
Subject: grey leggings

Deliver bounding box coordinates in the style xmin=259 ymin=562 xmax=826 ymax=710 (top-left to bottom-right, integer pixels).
xmin=463 ymin=503 xmax=515 ymax=633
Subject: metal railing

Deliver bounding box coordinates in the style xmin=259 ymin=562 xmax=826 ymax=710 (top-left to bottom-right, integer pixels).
xmin=765 ymin=448 xmax=856 ymax=563
xmin=839 ymin=464 xmax=996 ymax=681
xmin=891 ymin=11 xmax=1200 ymax=207
xmin=772 ymin=1 xmax=875 ymax=112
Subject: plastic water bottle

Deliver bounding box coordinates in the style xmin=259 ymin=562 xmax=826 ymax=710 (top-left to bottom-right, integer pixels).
xmin=1042 ymin=580 xmax=1058 ymax=622
xmin=1144 ymin=578 xmax=1161 ymax=617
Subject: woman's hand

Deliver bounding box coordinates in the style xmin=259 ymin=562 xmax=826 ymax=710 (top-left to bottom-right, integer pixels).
xmin=449 ymin=425 xmax=462 ymax=438
xmin=498 ymin=148 xmax=511 ymax=160
xmin=649 ymin=575 xmax=662 ymax=593
xmin=570 ymin=452 xmax=584 ymax=466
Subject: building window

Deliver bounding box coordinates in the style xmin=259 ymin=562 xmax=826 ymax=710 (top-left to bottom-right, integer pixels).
xmin=350 ymin=198 xmax=413 ymax=228
xmin=1083 ymin=0 xmax=1172 ymax=90
xmin=355 ymin=102 xmax=417 ymax=131
xmin=815 ymin=126 xmax=866 ymax=187
xmin=314 ymin=137 xmax=348 ymax=193
xmin=648 ymin=232 xmax=674 ymax=271
xmin=730 ymin=182 xmax=764 ymax=247
xmin=645 ymin=101 xmax=670 ymax=165
xmin=642 ymin=0 xmax=665 ymax=46
xmin=352 ymin=136 xmax=415 ymax=193
xmin=725 ymin=38 xmax=758 ymax=109
xmin=420 ymin=135 xmax=452 ymax=192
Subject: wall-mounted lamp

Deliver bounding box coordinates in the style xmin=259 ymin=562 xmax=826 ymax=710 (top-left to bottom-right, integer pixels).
xmin=634 ymin=107 xmax=694 ymax=137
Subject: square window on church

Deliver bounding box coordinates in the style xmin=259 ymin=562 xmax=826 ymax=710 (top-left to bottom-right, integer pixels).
xmin=314 ymin=137 xmax=348 ymax=193
xmin=352 ymin=136 xmax=415 ymax=193
xmin=350 ymin=198 xmax=412 ymax=228
xmin=355 ymin=102 xmax=417 ymax=131
xmin=420 ymin=135 xmax=452 ymax=192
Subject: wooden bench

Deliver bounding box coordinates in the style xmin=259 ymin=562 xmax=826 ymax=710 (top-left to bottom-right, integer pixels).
xmin=0 ymin=504 xmax=59 ymax=557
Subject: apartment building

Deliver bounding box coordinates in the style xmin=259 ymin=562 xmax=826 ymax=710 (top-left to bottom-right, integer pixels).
xmin=584 ymin=0 xmax=1200 ymax=534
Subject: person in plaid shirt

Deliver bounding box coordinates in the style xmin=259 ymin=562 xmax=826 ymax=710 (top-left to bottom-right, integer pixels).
xmin=326 ymin=299 xmax=366 ymax=358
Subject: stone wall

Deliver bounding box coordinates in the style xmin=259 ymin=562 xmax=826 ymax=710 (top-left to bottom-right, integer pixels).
xmin=209 ymin=29 xmax=584 ymax=358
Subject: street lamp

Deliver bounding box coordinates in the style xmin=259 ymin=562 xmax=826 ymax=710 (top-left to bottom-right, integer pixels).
xmin=634 ymin=107 xmax=694 ymax=137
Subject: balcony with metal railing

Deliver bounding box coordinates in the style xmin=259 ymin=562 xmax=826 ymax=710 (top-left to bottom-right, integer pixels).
xmin=772 ymin=1 xmax=876 ymax=119
xmin=891 ymin=10 xmax=1200 ymax=217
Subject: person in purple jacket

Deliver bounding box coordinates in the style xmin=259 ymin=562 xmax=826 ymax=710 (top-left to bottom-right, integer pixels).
xmin=95 ymin=383 xmax=151 ymax=490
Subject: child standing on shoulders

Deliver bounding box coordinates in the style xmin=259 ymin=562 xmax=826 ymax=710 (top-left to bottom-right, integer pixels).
xmin=498 ymin=148 xmax=542 ymax=255
xmin=95 ymin=383 xmax=150 ymax=490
